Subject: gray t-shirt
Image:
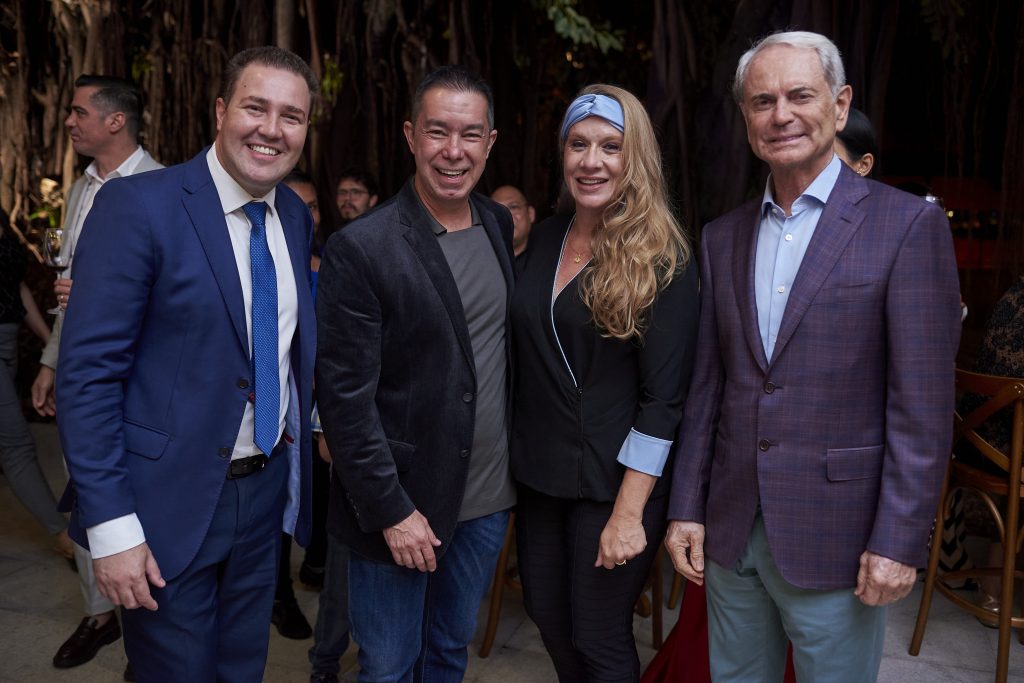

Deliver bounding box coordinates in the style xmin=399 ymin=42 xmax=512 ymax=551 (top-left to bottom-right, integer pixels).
xmin=434 ymin=214 xmax=516 ymax=521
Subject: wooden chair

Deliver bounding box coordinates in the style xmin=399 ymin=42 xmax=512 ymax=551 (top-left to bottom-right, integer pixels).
xmin=909 ymin=369 xmax=1024 ymax=683
xmin=478 ymin=513 xmax=667 ymax=657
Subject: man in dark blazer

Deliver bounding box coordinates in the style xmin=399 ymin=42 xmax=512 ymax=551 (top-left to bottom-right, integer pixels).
xmin=316 ymin=66 xmax=516 ymax=681
xmin=56 ymin=47 xmax=317 ymax=681
xmin=666 ymin=31 xmax=961 ymax=681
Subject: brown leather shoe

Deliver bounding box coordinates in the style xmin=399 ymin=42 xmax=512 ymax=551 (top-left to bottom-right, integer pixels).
xmin=52 ymin=615 xmax=122 ymax=668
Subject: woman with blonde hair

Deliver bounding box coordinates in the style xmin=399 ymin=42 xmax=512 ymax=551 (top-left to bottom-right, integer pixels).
xmin=511 ymin=84 xmax=699 ymax=680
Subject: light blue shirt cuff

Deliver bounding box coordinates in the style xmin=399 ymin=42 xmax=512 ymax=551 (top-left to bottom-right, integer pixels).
xmin=616 ymin=428 xmax=672 ymax=477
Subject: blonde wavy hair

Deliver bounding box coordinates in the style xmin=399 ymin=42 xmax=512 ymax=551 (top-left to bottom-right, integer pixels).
xmin=562 ymin=84 xmax=691 ymax=340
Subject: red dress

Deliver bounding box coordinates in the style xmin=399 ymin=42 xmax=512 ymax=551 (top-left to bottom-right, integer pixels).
xmin=641 ymin=582 xmax=797 ymax=682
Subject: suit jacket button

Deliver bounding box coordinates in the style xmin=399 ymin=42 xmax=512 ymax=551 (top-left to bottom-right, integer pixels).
xmin=764 ymin=381 xmax=775 ymax=394
xmin=237 ymin=378 xmax=249 ymax=389
xmin=758 ymin=439 xmax=771 ymax=452
xmin=462 ymin=392 xmax=474 ymax=403
xmin=460 ymin=449 xmax=470 ymax=458
xmin=218 ymin=447 xmax=231 ymax=458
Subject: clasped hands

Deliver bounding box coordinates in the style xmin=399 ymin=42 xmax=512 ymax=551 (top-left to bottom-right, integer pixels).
xmin=664 ymin=520 xmax=916 ymax=606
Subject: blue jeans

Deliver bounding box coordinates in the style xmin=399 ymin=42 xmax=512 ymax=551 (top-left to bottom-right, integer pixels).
xmin=308 ymin=534 xmax=351 ymax=674
xmin=348 ymin=508 xmax=510 ymax=683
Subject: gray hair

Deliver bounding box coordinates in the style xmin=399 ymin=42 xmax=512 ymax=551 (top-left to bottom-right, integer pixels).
xmin=732 ymin=31 xmax=846 ymax=104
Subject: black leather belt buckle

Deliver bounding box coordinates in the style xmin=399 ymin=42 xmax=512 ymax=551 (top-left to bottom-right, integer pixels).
xmin=226 ymin=453 xmax=267 ymax=479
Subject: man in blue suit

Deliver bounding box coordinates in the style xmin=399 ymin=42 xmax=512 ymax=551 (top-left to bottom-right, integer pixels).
xmin=56 ymin=46 xmax=318 ymax=681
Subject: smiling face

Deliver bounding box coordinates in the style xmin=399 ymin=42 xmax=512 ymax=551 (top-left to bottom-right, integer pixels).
xmin=740 ymin=44 xmax=850 ymax=183
xmin=562 ymin=116 xmax=624 ymax=220
xmin=65 ymin=86 xmax=113 ymax=158
xmin=403 ymin=87 xmax=496 ymax=213
xmin=214 ymin=64 xmax=311 ymax=197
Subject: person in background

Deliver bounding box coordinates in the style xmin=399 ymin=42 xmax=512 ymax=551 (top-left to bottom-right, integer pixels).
xmin=263 ymin=170 xmax=324 ymax=642
xmin=334 ymin=167 xmax=379 ymax=229
xmin=490 ymin=184 xmax=534 ymax=260
xmin=31 ymin=74 xmax=163 ymax=678
xmin=511 ymin=85 xmax=699 ymax=680
xmin=0 ymin=208 xmax=71 ymax=559
xmin=834 ymin=107 xmax=876 ymax=177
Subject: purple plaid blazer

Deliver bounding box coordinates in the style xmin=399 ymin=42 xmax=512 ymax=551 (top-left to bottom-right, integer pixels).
xmin=668 ymin=165 xmax=962 ymax=590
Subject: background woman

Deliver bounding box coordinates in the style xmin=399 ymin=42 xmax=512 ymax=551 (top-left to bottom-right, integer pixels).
xmin=0 ymin=208 xmax=73 ymax=559
xmin=511 ymin=85 xmax=699 ymax=681
xmin=834 ymin=107 xmax=877 ymax=177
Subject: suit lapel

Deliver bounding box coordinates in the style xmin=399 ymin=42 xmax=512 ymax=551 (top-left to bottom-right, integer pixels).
xmin=181 ymin=152 xmax=249 ymax=355
xmin=277 ymin=191 xmax=315 ymax=370
xmin=732 ymin=200 xmax=770 ymax=372
xmin=769 ymin=167 xmax=868 ymax=366
xmin=398 ymin=181 xmax=475 ymax=372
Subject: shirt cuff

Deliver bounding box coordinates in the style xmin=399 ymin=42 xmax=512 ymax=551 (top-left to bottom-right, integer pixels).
xmin=616 ymin=428 xmax=672 ymax=477
xmin=86 ymin=513 xmax=146 ymax=559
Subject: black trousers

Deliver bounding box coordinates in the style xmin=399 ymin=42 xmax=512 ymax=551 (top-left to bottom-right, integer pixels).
xmin=515 ymin=484 xmax=668 ymax=683
xmin=276 ymin=434 xmax=331 ymax=599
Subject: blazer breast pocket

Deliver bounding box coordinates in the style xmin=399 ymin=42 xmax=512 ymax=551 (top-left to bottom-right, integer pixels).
xmin=123 ymin=420 xmax=170 ymax=460
xmin=388 ymin=439 xmax=416 ymax=473
xmin=826 ymin=445 xmax=884 ymax=481
xmin=811 ymin=281 xmax=878 ymax=306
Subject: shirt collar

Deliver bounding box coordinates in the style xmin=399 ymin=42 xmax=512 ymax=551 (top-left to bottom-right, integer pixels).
xmin=84 ymin=146 xmax=147 ymax=183
xmin=411 ymin=184 xmax=480 ymax=236
xmin=761 ymin=153 xmax=842 ymax=216
xmin=205 ymin=146 xmax=277 ymax=218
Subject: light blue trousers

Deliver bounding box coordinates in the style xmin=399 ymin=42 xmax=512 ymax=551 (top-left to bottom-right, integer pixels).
xmin=705 ymin=513 xmax=886 ymax=683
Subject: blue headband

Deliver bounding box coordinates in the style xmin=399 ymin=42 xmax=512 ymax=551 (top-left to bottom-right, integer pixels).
xmin=559 ymin=94 xmax=625 ymax=141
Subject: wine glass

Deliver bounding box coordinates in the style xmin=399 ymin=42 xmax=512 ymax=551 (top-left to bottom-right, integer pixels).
xmin=43 ymin=227 xmax=70 ymax=313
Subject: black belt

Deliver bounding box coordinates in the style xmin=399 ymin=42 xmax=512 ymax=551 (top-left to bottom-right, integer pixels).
xmin=227 ymin=453 xmax=267 ymax=479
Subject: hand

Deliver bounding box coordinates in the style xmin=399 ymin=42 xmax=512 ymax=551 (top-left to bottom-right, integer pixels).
xmin=54 ymin=278 xmax=72 ymax=310
xmin=854 ymin=551 xmax=916 ymax=606
xmin=317 ymin=435 xmax=332 ymax=464
xmin=665 ymin=520 xmax=706 ymax=585
xmin=383 ymin=510 xmax=441 ymax=572
xmin=31 ymin=366 xmax=56 ymax=417
xmin=595 ymin=512 xmax=647 ymax=569
xmin=93 ymin=542 xmax=166 ymax=611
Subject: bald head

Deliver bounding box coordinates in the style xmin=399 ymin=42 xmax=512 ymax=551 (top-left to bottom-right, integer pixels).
xmin=491 ymin=185 xmax=534 ymax=256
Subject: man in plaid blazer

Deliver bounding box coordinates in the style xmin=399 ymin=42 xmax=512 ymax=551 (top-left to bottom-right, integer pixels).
xmin=666 ymin=31 xmax=961 ymax=682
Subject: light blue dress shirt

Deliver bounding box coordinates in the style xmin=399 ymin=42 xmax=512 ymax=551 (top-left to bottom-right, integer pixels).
xmin=755 ymin=154 xmax=842 ymax=361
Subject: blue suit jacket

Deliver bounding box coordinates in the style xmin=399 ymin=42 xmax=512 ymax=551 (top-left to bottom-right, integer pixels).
xmin=669 ymin=165 xmax=962 ymax=589
xmin=57 ymin=150 xmax=315 ymax=581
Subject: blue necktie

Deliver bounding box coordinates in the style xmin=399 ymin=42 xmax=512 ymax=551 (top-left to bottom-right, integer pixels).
xmin=242 ymin=201 xmax=280 ymax=455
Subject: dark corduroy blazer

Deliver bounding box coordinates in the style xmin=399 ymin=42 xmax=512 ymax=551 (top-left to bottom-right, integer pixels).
xmin=316 ymin=179 xmax=514 ymax=563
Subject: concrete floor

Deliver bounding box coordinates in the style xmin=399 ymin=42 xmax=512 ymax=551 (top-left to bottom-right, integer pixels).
xmin=1 ymin=423 xmax=1022 ymax=682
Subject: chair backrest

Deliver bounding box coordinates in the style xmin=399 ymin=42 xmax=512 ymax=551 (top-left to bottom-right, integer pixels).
xmin=954 ymin=368 xmax=1024 ymax=475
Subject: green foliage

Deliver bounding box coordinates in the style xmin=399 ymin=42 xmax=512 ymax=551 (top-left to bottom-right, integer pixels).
xmin=320 ymin=53 xmax=343 ymax=105
xmin=536 ymin=0 xmax=624 ymax=54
